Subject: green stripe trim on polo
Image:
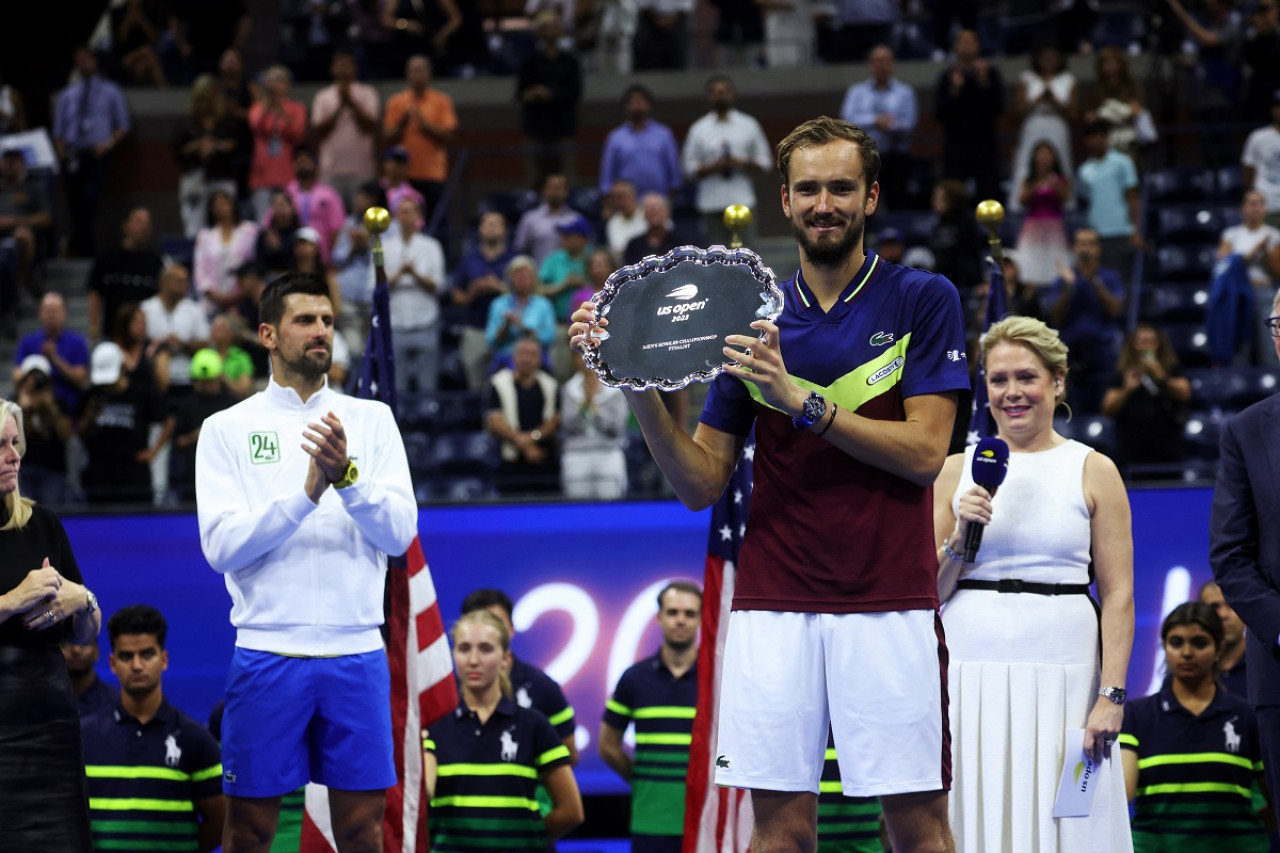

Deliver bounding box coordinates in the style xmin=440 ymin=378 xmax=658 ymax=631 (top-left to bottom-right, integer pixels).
xmin=1136 ymin=782 xmax=1252 ymax=798
xmin=436 ymin=763 xmax=538 ymax=779
xmin=90 ymin=820 xmax=197 ymax=835
xmin=537 ymin=745 xmax=570 ymax=766
xmin=741 ymin=334 xmax=911 ymax=416
xmin=86 ymin=765 xmax=190 ymax=782
xmin=819 ymin=781 xmax=843 ymax=794
xmin=818 ymin=819 xmax=881 ymax=833
xmin=817 ymin=801 xmax=880 ymax=818
xmin=606 ymin=699 xmax=633 ymax=717
xmin=824 ymin=747 xmax=838 ymax=761
xmin=1118 ymin=733 xmax=1139 ymax=748
xmin=423 ymin=738 xmax=436 ymax=750
xmin=635 ymin=733 xmax=693 ymax=746
xmin=430 ymin=795 xmax=540 ymax=811
xmin=547 ymin=706 xmax=575 ymax=727
xmin=1138 ymin=752 xmax=1256 ymax=771
xmin=91 ymin=840 xmax=196 ymax=851
xmin=842 ymin=254 xmax=881 ymax=302
xmin=432 ymin=832 xmax=546 ymax=849
xmin=633 ymin=766 xmax=690 ymax=779
xmin=637 ymin=752 xmax=689 ymax=764
xmin=1134 ymin=800 xmax=1259 ymax=817
xmin=90 ymin=798 xmax=196 ymax=813
xmin=191 ymin=764 xmax=223 ymax=783
xmin=633 ymin=706 xmax=697 ymax=720
xmin=793 ymin=256 xmax=881 ymax=309
xmin=433 ymin=816 xmax=547 ymax=831
xmin=823 ymin=334 xmax=910 ymax=411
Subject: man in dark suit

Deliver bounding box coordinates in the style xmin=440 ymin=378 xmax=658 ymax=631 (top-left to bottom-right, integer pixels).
xmin=1209 ymin=289 xmax=1280 ymax=826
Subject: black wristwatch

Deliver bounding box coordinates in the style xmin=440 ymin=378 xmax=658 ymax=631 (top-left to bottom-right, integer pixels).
xmin=1098 ymin=686 xmax=1126 ymax=705
xmin=792 ymin=392 xmax=827 ymax=431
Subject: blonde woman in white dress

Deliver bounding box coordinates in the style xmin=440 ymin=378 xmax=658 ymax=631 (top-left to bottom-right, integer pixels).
xmin=934 ymin=315 xmax=1134 ymax=853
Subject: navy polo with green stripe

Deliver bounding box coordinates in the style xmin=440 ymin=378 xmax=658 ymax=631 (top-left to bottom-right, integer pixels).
xmin=510 ymin=655 xmax=576 ymax=739
xmin=700 ymin=253 xmax=970 ymax=614
xmin=508 ymin=656 xmax=575 ymax=825
xmin=425 ymin=697 xmax=572 ymax=851
xmin=817 ymin=740 xmax=883 ymax=853
xmin=81 ymin=698 xmax=223 ymax=852
xmin=602 ymin=652 xmax=698 ymax=841
xmin=1120 ymin=681 xmax=1269 ymax=851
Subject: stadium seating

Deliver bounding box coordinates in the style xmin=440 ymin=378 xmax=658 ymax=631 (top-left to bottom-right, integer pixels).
xmin=1164 ymin=323 xmax=1215 ymax=368
xmin=1092 ymin=10 xmax=1145 ymax=49
xmin=1185 ymin=366 xmax=1280 ymax=412
xmin=427 ymin=430 xmax=498 ymax=482
xmin=1070 ymin=414 xmax=1117 ymax=457
xmin=1146 ymin=167 xmax=1216 ymax=205
xmin=1183 ymin=412 xmax=1223 ymax=461
xmin=400 ymin=390 xmax=486 ymax=434
xmin=1154 ymin=206 xmax=1223 ymax=244
xmin=1139 ymin=283 xmax=1208 ymax=324
xmin=1153 ymin=245 xmax=1218 ymax=284
xmin=1216 ymin=165 xmax=1245 ymax=200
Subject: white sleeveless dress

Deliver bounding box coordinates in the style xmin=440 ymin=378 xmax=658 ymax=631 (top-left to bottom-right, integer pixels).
xmin=944 ymin=439 xmax=1132 ymax=853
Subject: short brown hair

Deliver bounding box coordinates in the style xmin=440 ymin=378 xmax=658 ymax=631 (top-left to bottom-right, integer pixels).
xmin=657 ymin=581 xmax=703 ymax=610
xmin=776 ymin=116 xmax=881 ymax=188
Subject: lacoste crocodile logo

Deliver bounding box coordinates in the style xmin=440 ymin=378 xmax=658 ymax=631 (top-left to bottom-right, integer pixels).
xmin=716 ymin=754 xmax=730 ymax=768
xmin=869 ymin=331 xmax=894 ymax=346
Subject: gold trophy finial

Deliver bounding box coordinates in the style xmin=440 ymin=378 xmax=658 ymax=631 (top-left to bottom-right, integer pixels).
xmin=975 ymin=199 xmax=1005 ymax=263
xmin=723 ymin=204 xmax=752 ymax=249
xmin=363 ymin=206 xmax=391 ymax=263
xmin=363 ymin=206 xmax=391 ymax=235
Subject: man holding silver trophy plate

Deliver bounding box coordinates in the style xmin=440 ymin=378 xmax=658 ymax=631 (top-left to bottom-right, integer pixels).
xmin=569 ymin=116 xmax=969 ymax=853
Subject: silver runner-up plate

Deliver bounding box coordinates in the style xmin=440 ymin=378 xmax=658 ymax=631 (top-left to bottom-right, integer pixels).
xmin=583 ymin=245 xmax=784 ymax=390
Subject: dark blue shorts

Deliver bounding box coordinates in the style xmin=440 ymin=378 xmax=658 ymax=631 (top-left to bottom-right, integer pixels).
xmin=221 ymin=647 xmax=395 ymax=797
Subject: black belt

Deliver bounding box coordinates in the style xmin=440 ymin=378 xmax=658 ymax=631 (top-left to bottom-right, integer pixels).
xmin=955 ymin=578 xmax=1091 ymax=596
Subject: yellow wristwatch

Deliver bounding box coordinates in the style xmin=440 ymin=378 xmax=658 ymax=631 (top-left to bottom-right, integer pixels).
xmin=331 ymin=459 xmax=359 ymax=490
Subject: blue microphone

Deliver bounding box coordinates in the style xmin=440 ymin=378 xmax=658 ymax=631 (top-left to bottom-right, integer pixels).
xmin=964 ymin=437 xmax=1010 ymax=563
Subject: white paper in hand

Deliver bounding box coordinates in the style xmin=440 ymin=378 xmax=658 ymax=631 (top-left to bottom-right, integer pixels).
xmin=1053 ymin=728 xmax=1100 ymax=818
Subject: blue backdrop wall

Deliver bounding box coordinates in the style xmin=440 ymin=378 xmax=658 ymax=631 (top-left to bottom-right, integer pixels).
xmin=64 ymin=486 xmax=1215 ymax=796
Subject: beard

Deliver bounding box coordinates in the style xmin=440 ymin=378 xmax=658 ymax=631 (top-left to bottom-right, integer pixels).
xmin=280 ymin=342 xmax=332 ymax=380
xmin=791 ymin=212 xmax=864 ymax=268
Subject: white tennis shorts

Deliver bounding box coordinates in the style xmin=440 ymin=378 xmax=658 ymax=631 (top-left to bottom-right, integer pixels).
xmin=713 ymin=609 xmax=949 ymax=797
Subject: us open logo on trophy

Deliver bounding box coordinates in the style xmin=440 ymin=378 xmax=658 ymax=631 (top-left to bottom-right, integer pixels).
xmin=583 ymin=245 xmax=784 ymax=390
xmin=655 ymin=285 xmax=709 ymax=320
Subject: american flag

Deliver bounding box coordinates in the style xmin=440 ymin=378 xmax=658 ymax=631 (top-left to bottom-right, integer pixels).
xmin=299 ymin=235 xmax=458 ymax=852
xmin=967 ymin=255 xmax=1009 ymax=443
xmin=683 ymin=434 xmax=755 ymax=852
